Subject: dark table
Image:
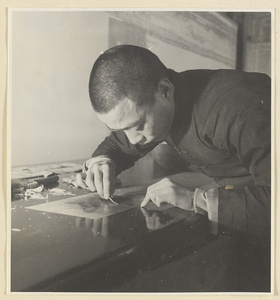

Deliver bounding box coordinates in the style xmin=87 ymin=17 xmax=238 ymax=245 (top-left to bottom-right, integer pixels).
xmin=10 ymin=154 xmax=271 ymax=293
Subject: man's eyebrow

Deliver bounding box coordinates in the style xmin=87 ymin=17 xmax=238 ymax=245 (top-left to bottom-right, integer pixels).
xmin=105 ymin=124 xmax=131 ymax=131
xmin=106 ymin=120 xmax=143 ymax=132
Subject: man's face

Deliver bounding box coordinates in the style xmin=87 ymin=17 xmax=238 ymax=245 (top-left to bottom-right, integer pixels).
xmin=97 ymin=92 xmax=174 ymax=145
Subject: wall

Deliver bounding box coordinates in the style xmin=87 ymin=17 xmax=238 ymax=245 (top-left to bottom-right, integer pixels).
xmin=11 ymin=12 xmax=111 ymax=166
xmin=10 ymin=11 xmax=237 ymax=167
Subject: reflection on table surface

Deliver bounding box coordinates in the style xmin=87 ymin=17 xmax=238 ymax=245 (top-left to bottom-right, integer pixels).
xmin=10 ymin=154 xmax=271 ymax=292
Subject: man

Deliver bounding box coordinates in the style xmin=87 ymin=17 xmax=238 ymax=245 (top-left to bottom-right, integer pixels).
xmin=76 ymin=45 xmax=271 ymax=235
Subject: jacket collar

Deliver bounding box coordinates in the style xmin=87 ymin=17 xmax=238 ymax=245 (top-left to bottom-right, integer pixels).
xmin=167 ymin=69 xmax=193 ymax=135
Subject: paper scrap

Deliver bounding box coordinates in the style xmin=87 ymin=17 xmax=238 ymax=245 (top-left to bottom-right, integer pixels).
xmin=29 ymin=185 xmax=44 ymax=193
xmin=25 ymin=185 xmax=48 ymax=200
xmin=49 ymin=188 xmax=76 ymax=196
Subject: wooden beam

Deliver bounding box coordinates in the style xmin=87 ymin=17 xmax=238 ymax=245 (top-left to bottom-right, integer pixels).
xmin=109 ymin=11 xmax=238 ymax=67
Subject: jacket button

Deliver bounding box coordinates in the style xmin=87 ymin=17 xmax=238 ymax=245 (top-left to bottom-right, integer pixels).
xmin=225 ymin=185 xmax=234 ymax=190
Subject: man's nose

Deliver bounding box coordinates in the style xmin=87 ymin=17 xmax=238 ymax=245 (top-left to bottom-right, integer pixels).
xmin=124 ymin=130 xmax=144 ymax=145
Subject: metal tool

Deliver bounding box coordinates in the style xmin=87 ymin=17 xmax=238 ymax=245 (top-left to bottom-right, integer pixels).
xmin=108 ymin=196 xmax=118 ymax=205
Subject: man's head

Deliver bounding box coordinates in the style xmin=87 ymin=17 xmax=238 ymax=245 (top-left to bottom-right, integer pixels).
xmin=89 ymin=44 xmax=170 ymax=113
xmin=89 ymin=45 xmax=175 ymax=145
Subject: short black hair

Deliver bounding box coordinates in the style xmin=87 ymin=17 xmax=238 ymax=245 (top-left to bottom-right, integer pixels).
xmin=89 ymin=45 xmax=169 ymax=113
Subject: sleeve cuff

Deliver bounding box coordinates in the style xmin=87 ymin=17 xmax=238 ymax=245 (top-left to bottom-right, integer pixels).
xmin=194 ymin=188 xmax=208 ymax=215
xmin=194 ymin=187 xmax=219 ymax=234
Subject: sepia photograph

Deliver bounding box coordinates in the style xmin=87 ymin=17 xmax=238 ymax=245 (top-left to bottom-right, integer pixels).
xmin=6 ymin=8 xmax=274 ymax=295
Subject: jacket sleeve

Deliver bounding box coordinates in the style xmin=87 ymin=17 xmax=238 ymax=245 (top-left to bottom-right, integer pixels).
xmin=197 ymin=74 xmax=271 ymax=235
xmin=217 ymin=185 xmax=271 ymax=235
xmin=92 ymin=130 xmax=158 ymax=175
xmin=194 ymin=144 xmax=271 ymax=235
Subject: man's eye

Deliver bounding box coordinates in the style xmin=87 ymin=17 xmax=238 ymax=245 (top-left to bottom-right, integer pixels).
xmin=136 ymin=123 xmax=144 ymax=131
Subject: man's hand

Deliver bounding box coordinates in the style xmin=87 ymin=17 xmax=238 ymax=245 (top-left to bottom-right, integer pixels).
xmin=76 ymin=160 xmax=116 ymax=199
xmin=141 ymin=178 xmax=195 ymax=211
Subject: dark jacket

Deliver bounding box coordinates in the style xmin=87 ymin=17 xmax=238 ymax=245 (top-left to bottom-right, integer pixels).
xmin=92 ymin=69 xmax=271 ymax=235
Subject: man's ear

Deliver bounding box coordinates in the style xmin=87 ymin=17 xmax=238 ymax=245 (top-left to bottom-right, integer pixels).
xmin=156 ymin=78 xmax=174 ymax=101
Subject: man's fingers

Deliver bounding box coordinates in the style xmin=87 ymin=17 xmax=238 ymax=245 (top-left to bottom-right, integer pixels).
xmin=140 ymin=178 xmax=176 ymax=208
xmin=81 ymin=162 xmax=116 ymax=199
xmin=85 ymin=171 xmax=97 ymax=192
xmin=76 ymin=173 xmax=88 ymax=189
xmin=141 ymin=193 xmax=151 ymax=207
xmin=102 ymin=164 xmax=114 ymax=199
xmin=141 ymin=184 xmax=166 ymax=208
xmin=109 ymin=165 xmax=116 ymax=197
xmin=93 ymin=168 xmax=104 ymax=198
